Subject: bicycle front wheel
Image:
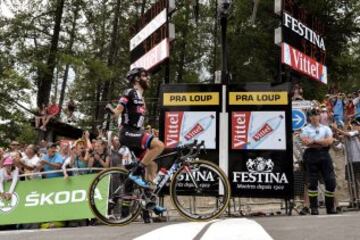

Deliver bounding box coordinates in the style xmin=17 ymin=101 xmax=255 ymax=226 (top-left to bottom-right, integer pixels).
xmin=88 ymin=167 xmax=142 ymax=226
xmin=170 ymin=160 xmax=231 ymax=221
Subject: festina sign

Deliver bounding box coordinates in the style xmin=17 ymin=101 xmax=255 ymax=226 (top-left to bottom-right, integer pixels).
xmin=281 ymin=42 xmax=327 ymax=84
xmin=283 ymin=12 xmax=325 ymax=51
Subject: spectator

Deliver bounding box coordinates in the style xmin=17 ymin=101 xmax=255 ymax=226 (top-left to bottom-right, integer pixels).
xmin=291 ymin=83 xmax=304 ymax=100
xmin=110 ymin=136 xmax=122 ymax=167
xmin=0 ymin=156 xmax=19 ymax=201
xmin=38 ymin=97 xmax=60 ymax=132
xmin=34 ymin=104 xmax=47 ymax=130
xmin=7 ymin=141 xmax=21 ymax=157
xmin=322 ymin=94 xmax=333 ymax=115
xmin=18 ymin=145 xmax=41 ymax=180
xmin=38 ymin=140 xmax=48 ymax=158
xmin=331 ymin=92 xmax=345 ymax=128
xmin=0 ymin=148 xmax=4 ymax=168
xmin=89 ymin=140 xmax=109 ymax=168
xmin=65 ymin=98 xmax=76 ymax=123
xmin=353 ymin=90 xmax=360 ymax=119
xmin=331 ymin=120 xmax=360 ymax=187
xmin=145 ymin=125 xmax=152 ymax=134
xmin=62 ymin=140 xmax=90 ymax=178
xmin=37 ymin=143 xmax=63 ymax=178
xmin=319 ymin=104 xmax=330 ymax=126
xmin=11 ymin=151 xmax=24 ymax=174
xmin=345 ymin=94 xmax=355 ymax=123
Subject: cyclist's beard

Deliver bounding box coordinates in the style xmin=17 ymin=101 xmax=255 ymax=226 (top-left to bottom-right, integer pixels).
xmin=139 ymin=79 xmax=150 ymax=90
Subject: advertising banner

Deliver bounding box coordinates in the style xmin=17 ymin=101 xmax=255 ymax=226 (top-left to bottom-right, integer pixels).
xmin=0 ymin=174 xmax=108 ymax=225
xmin=164 ymin=111 xmax=216 ymax=149
xmin=281 ymin=42 xmax=327 ymax=84
xmin=231 ymin=111 xmax=286 ymax=150
xmin=159 ymin=84 xmax=222 ymax=196
xmin=228 ymin=84 xmax=293 ymax=199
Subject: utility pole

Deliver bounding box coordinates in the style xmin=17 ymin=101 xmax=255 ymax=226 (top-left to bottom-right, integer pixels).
xmin=218 ymin=0 xmax=232 ymax=85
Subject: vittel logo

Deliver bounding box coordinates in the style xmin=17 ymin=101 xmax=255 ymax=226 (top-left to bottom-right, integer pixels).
xmin=233 ymin=157 xmax=289 ymax=184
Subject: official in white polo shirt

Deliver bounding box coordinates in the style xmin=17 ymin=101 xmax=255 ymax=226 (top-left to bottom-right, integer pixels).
xmin=300 ymin=107 xmax=337 ymax=215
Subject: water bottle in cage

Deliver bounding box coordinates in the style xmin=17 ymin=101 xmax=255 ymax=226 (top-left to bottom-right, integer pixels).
xmin=153 ymin=168 xmax=168 ymax=185
xmin=157 ymin=163 xmax=178 ymax=190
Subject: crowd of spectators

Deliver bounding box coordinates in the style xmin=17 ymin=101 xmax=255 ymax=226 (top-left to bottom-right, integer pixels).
xmin=292 ymin=84 xmax=360 ymax=214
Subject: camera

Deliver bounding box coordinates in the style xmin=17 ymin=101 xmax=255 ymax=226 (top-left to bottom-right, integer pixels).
xmin=81 ymin=150 xmax=86 ymax=158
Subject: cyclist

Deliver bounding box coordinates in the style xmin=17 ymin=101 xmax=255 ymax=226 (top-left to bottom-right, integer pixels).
xmin=106 ymin=67 xmax=166 ymax=221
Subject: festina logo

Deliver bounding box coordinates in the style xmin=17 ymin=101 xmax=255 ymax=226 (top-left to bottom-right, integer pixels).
xmin=232 ymin=172 xmax=289 ymax=184
xmin=283 ymin=12 xmax=325 ymax=51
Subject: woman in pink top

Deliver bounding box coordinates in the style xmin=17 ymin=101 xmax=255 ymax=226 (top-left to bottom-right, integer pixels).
xmin=0 ymin=156 xmax=19 ymax=201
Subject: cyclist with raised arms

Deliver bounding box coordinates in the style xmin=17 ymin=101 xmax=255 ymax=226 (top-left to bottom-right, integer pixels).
xmin=106 ymin=67 xmax=166 ymax=221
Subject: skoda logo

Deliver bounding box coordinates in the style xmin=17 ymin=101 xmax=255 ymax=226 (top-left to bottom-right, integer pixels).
xmin=246 ymin=157 xmax=274 ymax=173
xmin=0 ymin=193 xmax=19 ymax=213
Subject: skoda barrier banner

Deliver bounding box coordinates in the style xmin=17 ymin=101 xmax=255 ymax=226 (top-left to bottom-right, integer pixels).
xmin=0 ymin=174 xmax=108 ymax=225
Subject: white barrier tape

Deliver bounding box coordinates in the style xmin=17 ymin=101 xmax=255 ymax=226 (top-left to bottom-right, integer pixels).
xmin=18 ymin=168 xmax=105 ymax=178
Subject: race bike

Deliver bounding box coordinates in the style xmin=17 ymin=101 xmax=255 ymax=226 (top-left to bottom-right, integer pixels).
xmin=88 ymin=140 xmax=231 ymax=226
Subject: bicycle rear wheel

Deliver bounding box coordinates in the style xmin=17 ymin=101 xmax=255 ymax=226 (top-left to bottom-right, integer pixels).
xmin=88 ymin=167 xmax=142 ymax=226
xmin=170 ymin=160 xmax=231 ymax=221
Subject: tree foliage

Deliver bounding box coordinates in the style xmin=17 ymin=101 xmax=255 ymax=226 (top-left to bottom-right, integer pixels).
xmin=0 ymin=0 xmax=359 ymax=140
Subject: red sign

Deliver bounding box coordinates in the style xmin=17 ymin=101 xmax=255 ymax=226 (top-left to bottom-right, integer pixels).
xmin=231 ymin=112 xmax=251 ymax=149
xmin=281 ymin=43 xmax=327 ymax=84
xmin=164 ymin=112 xmax=184 ymax=148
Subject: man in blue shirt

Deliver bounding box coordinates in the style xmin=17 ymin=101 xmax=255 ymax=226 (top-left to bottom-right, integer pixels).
xmin=38 ymin=143 xmax=63 ymax=178
xmin=331 ymin=93 xmax=345 ymax=128
xmin=300 ymin=107 xmax=336 ymax=215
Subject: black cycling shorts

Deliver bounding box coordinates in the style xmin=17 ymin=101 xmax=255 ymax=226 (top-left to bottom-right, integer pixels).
xmin=119 ymin=126 xmax=154 ymax=156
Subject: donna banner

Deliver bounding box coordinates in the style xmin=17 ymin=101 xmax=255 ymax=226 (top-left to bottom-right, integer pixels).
xmin=0 ymin=174 xmax=108 ymax=225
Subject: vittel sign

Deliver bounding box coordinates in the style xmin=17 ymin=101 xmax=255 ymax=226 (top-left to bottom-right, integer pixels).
xmin=283 ymin=12 xmax=325 ymax=51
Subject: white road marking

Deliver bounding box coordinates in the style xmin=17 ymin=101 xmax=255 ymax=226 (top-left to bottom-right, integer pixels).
xmin=0 ymin=228 xmax=61 ymax=235
xmin=200 ymin=219 xmax=273 ymax=240
xmin=134 ymin=221 xmax=214 ymax=240
xmin=134 ymin=218 xmax=273 ymax=240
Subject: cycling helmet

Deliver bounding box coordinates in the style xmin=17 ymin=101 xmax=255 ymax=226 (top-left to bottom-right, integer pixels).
xmin=126 ymin=67 xmax=147 ymax=82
